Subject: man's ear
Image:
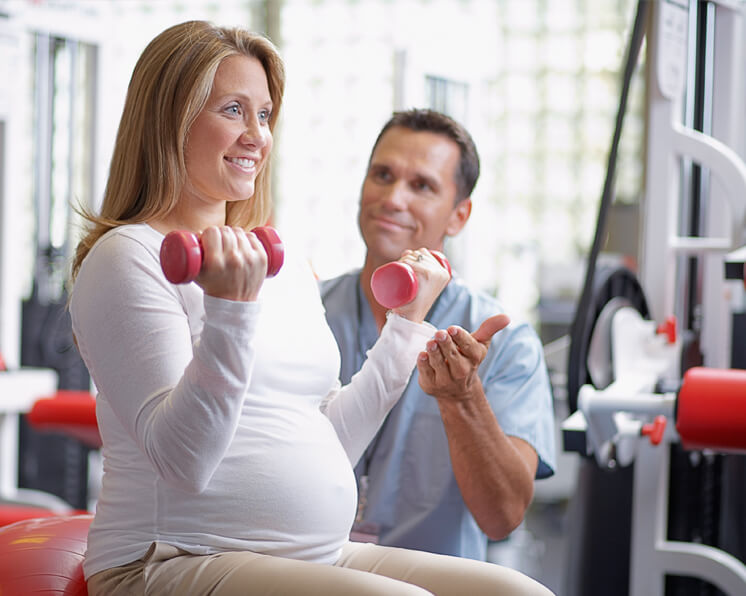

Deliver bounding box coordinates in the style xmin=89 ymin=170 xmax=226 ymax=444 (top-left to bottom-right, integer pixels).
xmin=445 ymin=198 xmax=472 ymax=236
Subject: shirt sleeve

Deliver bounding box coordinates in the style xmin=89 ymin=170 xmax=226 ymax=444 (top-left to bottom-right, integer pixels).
xmin=484 ymin=322 xmax=557 ymax=478
xmin=70 ymin=232 xmax=259 ymax=493
xmin=320 ymin=312 xmax=435 ymax=466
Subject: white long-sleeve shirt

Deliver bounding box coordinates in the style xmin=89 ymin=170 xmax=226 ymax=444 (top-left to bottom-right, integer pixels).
xmin=70 ymin=224 xmax=434 ymax=579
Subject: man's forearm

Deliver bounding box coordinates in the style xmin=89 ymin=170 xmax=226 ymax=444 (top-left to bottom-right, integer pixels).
xmin=436 ymin=384 xmax=537 ymax=541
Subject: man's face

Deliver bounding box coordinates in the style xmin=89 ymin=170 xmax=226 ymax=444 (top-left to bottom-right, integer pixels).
xmin=358 ymin=127 xmax=471 ymax=266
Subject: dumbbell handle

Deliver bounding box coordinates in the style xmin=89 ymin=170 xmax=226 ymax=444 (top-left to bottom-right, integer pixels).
xmin=370 ymin=250 xmax=451 ymax=310
xmin=160 ymin=226 xmax=284 ymax=284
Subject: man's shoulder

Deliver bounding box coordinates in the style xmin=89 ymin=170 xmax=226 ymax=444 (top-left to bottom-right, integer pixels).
xmin=319 ymin=269 xmax=360 ymax=317
xmin=437 ymin=277 xmax=503 ymax=320
xmin=441 ymin=278 xmax=544 ymax=350
xmin=319 ymin=269 xmax=361 ymax=299
xmin=443 ymin=274 xmax=498 ymax=300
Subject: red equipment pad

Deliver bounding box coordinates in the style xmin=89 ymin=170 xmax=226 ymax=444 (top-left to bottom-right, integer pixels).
xmin=27 ymin=390 xmax=101 ymax=449
xmin=676 ymin=367 xmax=746 ymax=452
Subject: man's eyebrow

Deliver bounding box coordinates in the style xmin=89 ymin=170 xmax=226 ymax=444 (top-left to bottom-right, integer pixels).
xmin=414 ymin=172 xmax=440 ymax=189
xmin=368 ymin=163 xmax=392 ymax=174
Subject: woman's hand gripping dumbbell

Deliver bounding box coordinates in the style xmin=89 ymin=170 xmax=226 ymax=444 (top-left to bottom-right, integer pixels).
xmin=160 ymin=226 xmax=284 ymax=301
xmin=370 ymin=249 xmax=452 ymax=322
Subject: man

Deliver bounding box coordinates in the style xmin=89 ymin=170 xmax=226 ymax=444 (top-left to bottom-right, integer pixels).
xmin=320 ymin=108 xmax=556 ymax=561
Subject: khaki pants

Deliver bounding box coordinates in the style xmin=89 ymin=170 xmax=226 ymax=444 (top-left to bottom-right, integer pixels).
xmin=87 ymin=541 xmax=554 ymax=595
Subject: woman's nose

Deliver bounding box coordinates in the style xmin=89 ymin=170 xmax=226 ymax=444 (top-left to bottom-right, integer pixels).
xmin=240 ymin=117 xmax=269 ymax=147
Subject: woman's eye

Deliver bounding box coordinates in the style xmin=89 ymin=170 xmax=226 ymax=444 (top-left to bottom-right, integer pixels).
xmin=226 ymin=103 xmax=242 ymax=116
xmin=258 ymin=109 xmax=271 ymax=123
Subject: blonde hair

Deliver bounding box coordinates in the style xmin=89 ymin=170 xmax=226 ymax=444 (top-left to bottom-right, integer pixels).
xmin=71 ymin=20 xmax=285 ymax=281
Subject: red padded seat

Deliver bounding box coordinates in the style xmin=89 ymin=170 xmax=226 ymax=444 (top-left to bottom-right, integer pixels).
xmin=27 ymin=390 xmax=101 ymax=448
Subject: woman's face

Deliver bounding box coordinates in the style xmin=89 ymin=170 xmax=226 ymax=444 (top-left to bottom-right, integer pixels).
xmin=183 ymin=54 xmax=273 ymax=212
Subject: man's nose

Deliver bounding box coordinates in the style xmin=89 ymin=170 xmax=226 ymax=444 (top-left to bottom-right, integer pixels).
xmin=380 ymin=182 xmax=409 ymax=209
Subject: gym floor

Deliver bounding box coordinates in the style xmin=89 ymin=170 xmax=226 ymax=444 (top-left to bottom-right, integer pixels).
xmin=487 ymin=381 xmax=578 ymax=596
xmin=488 ymin=500 xmax=570 ymax=596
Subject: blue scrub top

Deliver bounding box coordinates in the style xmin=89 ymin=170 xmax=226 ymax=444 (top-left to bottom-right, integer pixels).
xmin=320 ymin=271 xmax=556 ymax=561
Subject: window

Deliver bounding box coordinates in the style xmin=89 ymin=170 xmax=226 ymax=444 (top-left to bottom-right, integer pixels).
xmin=425 ymin=75 xmax=469 ymax=124
xmin=30 ymin=32 xmax=96 ymax=302
xmin=274 ymin=0 xmax=644 ymax=330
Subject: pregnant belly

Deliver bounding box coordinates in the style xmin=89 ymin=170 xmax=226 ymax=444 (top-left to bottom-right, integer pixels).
xmin=171 ymin=409 xmax=358 ymax=559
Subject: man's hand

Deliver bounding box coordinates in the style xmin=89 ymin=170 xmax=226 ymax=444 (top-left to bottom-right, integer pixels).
xmin=416 ymin=312 xmax=537 ymax=539
xmin=417 ymin=314 xmax=510 ymax=399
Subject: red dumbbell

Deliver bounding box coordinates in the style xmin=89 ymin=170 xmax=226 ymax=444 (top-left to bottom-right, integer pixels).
xmin=370 ymin=250 xmax=451 ymax=309
xmin=160 ymin=226 xmax=284 ymax=284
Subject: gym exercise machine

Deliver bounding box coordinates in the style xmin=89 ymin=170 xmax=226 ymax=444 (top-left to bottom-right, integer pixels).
xmin=563 ymin=1 xmax=746 ymax=594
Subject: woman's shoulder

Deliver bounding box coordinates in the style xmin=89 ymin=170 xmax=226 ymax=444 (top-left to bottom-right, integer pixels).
xmin=100 ymin=223 xmax=162 ymax=249
xmin=80 ymin=223 xmax=164 ymax=278
xmin=92 ymin=223 xmax=161 ymax=257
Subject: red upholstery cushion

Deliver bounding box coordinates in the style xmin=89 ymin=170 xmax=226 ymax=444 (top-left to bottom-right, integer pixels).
xmin=0 ymin=514 xmax=93 ymax=595
xmin=27 ymin=391 xmax=101 ymax=448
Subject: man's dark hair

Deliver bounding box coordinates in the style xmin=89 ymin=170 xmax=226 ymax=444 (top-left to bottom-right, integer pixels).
xmin=369 ymin=108 xmax=480 ymax=202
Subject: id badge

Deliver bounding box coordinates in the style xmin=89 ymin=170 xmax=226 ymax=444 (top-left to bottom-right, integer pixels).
xmin=350 ymin=520 xmax=381 ymax=543
xmin=350 ymin=475 xmax=380 ymax=543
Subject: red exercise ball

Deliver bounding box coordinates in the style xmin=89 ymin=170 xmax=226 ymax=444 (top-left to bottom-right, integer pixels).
xmin=0 ymin=514 xmax=93 ymax=595
xmin=0 ymin=504 xmax=71 ymax=528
